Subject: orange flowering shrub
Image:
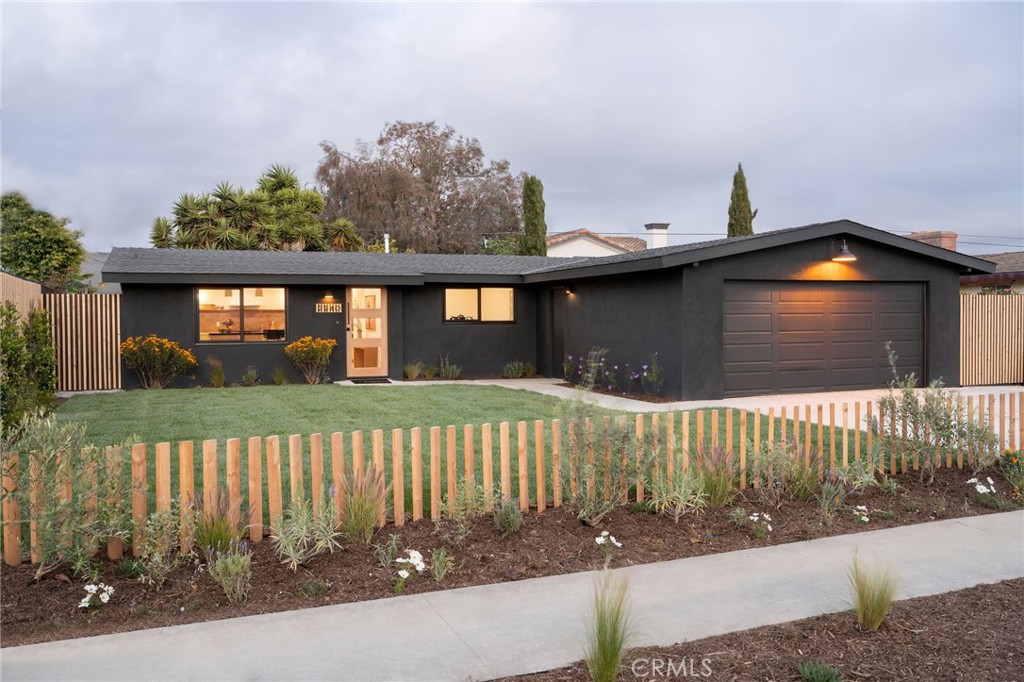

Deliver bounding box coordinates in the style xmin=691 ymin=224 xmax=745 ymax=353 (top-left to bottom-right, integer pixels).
xmin=120 ymin=335 xmax=197 ymax=389
xmin=284 ymin=336 xmax=337 ymax=384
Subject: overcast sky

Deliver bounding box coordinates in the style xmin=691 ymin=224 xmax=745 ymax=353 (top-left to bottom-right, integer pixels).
xmin=2 ymin=2 xmax=1022 ymax=255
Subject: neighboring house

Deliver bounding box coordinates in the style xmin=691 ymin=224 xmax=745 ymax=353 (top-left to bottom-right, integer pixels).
xmin=102 ymin=219 xmax=995 ymax=399
xmin=81 ymin=252 xmax=122 ymax=294
xmin=546 ymin=226 xmax=655 ymax=257
xmin=960 ymin=251 xmax=1024 ymax=294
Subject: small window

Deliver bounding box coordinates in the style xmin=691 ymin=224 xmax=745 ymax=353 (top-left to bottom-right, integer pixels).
xmin=197 ymin=288 xmax=286 ymax=342
xmin=444 ymin=287 xmax=514 ymax=323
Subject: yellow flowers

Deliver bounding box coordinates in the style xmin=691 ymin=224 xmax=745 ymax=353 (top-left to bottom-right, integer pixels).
xmin=284 ymin=336 xmax=337 ymax=384
xmin=120 ymin=334 xmax=197 ymax=389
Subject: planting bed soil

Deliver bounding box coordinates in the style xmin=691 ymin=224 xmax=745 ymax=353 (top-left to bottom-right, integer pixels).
xmin=507 ymin=578 xmax=1024 ymax=682
xmin=556 ymin=383 xmax=676 ymax=404
xmin=1 ymin=466 xmax=1018 ymax=648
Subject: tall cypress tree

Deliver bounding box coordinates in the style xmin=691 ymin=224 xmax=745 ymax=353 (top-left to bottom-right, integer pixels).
xmin=727 ymin=163 xmax=758 ymax=237
xmin=520 ymin=174 xmax=548 ymax=256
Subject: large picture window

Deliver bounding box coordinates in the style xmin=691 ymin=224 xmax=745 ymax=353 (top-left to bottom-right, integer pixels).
xmin=197 ymin=288 xmax=286 ymax=342
xmin=444 ymin=287 xmax=514 ymax=323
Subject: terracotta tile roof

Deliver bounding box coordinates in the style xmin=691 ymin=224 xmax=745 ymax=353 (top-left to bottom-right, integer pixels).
xmin=545 ymin=229 xmax=647 ymax=253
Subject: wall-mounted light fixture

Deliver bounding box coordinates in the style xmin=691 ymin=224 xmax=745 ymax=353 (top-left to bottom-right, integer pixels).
xmin=324 ymin=290 xmax=335 ymax=301
xmin=254 ymin=288 xmax=264 ymax=298
xmin=565 ymin=284 xmax=573 ymax=296
xmin=831 ymin=238 xmax=858 ymax=262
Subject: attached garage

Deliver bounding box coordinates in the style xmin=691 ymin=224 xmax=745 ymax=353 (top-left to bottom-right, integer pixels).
xmin=722 ymin=281 xmax=924 ymax=397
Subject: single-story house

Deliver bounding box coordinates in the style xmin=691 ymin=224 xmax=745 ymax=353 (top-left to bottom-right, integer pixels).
xmin=102 ymin=219 xmax=996 ymax=399
xmin=960 ymin=251 xmax=1024 ymax=294
xmin=545 ymin=226 xmax=654 ymax=257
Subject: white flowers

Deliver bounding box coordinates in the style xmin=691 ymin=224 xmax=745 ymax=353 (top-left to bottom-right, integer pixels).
xmin=594 ymin=530 xmax=622 ymax=548
xmin=79 ymin=583 xmax=114 ymax=609
xmin=748 ymin=512 xmax=773 ymax=532
xmin=967 ymin=477 xmax=997 ymax=495
xmin=853 ymin=505 xmax=870 ymax=524
xmin=397 ymin=569 xmax=410 ymax=580
xmin=395 ymin=549 xmax=426 ymax=573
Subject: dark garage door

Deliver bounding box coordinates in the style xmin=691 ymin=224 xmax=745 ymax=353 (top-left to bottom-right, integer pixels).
xmin=723 ymin=281 xmax=924 ymax=397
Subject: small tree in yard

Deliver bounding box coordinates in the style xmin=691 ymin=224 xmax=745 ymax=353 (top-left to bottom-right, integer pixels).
xmin=284 ymin=336 xmax=337 ymax=384
xmin=726 ymin=163 xmax=757 ymax=238
xmin=519 ymin=174 xmax=547 ymax=256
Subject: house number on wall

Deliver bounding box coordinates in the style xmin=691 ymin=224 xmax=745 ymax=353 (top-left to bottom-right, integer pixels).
xmin=315 ymin=303 xmax=344 ymax=314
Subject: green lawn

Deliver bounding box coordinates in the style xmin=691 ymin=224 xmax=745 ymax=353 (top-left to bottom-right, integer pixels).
xmin=57 ymin=384 xmax=594 ymax=447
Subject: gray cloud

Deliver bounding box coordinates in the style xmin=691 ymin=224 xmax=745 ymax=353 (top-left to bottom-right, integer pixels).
xmin=2 ymin=2 xmax=1021 ymax=254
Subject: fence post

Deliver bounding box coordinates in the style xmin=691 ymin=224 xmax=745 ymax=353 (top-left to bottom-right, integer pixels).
xmin=107 ymin=446 xmax=124 ymax=560
xmin=372 ymin=430 xmax=385 ymax=527
xmin=666 ymin=413 xmax=675 ymax=481
xmin=739 ymin=410 xmax=747 ymax=490
xmin=551 ymin=419 xmax=562 ymax=509
xmin=535 ymin=420 xmax=546 ymax=513
xmin=155 ymin=443 xmax=171 ymax=514
xmin=445 ymin=426 xmax=456 ymax=514
xmin=226 ymin=438 xmax=242 ymax=531
xmin=411 ymin=427 xmax=423 ymax=521
xmin=481 ymin=423 xmax=493 ymax=513
xmin=392 ymin=428 xmax=405 ymax=526
xmin=248 ymin=437 xmax=263 ymax=542
xmin=635 ymin=414 xmax=645 ymax=503
xmin=288 ymin=434 xmax=304 ymax=506
xmin=330 ymin=432 xmax=345 ymax=525
xmin=310 ymin=433 xmax=324 ymax=514
xmin=499 ymin=422 xmax=511 ymax=504
xmin=682 ymin=412 xmax=690 ymax=473
xmin=266 ymin=436 xmax=283 ymax=532
xmin=177 ymin=442 xmax=193 ymax=554
xmin=430 ymin=426 xmax=442 ymax=520
xmin=130 ymin=444 xmax=147 ymax=557
xmin=517 ymin=421 xmax=529 ymax=512
xmin=752 ymin=408 xmax=761 ymax=489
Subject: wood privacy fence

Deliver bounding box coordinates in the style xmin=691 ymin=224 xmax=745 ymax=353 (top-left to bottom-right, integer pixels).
xmin=3 ymin=392 xmax=1021 ymax=567
xmin=42 ymin=293 xmax=121 ymax=392
xmin=961 ymin=295 xmax=1024 ymax=386
xmin=0 ymin=272 xmax=43 ymax=317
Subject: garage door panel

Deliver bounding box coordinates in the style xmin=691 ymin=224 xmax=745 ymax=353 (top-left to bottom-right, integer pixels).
xmin=723 ymin=281 xmax=924 ymax=397
xmin=831 ymin=312 xmax=874 ymax=331
xmin=778 ymin=313 xmax=826 ymax=332
xmin=724 ymin=343 xmax=774 ymax=363
xmin=779 ymin=342 xmax=824 ymax=361
xmin=724 ymin=313 xmax=772 ymax=333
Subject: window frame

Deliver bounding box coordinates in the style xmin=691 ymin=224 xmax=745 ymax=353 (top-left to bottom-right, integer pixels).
xmin=443 ymin=286 xmax=516 ymax=324
xmin=195 ymin=286 xmax=289 ymax=344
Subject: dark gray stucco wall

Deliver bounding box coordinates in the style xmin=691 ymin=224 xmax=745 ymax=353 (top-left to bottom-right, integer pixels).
xmin=398 ymin=286 xmax=537 ymax=377
xmin=678 ymin=236 xmax=961 ymax=399
xmin=119 ymin=284 xmax=346 ymax=388
xmin=561 ymin=269 xmax=685 ymax=397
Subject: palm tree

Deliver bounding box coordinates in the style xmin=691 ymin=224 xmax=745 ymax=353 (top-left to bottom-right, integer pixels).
xmin=325 ymin=218 xmax=363 ymax=251
xmin=150 ymin=217 xmax=173 ymax=248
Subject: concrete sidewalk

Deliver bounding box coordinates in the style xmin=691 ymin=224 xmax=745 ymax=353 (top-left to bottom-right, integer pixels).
xmin=3 ymin=512 xmax=1022 ymax=682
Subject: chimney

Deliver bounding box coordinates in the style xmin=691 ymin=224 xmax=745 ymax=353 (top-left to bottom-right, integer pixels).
xmin=906 ymin=230 xmax=957 ymax=252
xmin=645 ymin=222 xmax=670 ymax=249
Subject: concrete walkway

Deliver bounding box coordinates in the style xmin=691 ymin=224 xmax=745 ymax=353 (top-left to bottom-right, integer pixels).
xmin=3 ymin=512 xmax=1022 ymax=682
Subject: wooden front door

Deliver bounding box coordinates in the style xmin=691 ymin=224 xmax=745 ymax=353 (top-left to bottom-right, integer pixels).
xmin=346 ymin=287 xmax=388 ymax=378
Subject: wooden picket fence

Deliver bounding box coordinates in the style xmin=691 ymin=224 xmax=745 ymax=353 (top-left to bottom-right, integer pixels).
xmin=961 ymin=295 xmax=1024 ymax=386
xmin=3 ymin=392 xmax=1022 ymax=567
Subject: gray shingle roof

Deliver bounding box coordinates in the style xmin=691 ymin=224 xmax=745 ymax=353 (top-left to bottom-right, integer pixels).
xmin=977 ymin=251 xmax=1024 ymax=274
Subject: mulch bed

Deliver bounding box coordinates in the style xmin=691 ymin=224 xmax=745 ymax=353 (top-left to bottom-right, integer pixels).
xmin=555 ymin=383 xmax=676 ymax=403
xmin=1 ymin=466 xmax=1018 ymax=648
xmin=506 ymin=578 xmax=1024 ymax=681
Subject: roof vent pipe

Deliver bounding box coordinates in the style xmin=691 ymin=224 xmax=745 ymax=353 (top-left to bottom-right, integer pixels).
xmin=384 ymin=233 xmax=391 ymax=254
xmin=645 ymin=223 xmax=670 ymax=249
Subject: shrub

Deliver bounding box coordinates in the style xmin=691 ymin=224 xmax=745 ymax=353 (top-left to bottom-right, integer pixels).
xmin=284 ymin=336 xmax=337 ymax=384
xmin=438 ymin=354 xmax=462 ymax=380
xmin=523 ymin=362 xmax=536 ymax=378
xmin=193 ymin=487 xmax=243 ymax=564
xmin=752 ymin=441 xmax=819 ymax=508
xmin=239 ymin=365 xmax=260 ymax=387
xmin=1 ymin=303 xmax=56 ymax=428
xmin=650 ymin=470 xmax=707 ymax=523
xmin=2 ymin=411 xmax=133 ymax=580
xmin=403 ymin=360 xmax=424 ymax=380
xmin=207 ymin=358 xmax=225 ymax=388
xmin=207 ymin=539 xmax=252 ymax=603
xmin=272 ymin=365 xmax=289 ymax=385
xmin=848 ymin=553 xmax=898 ymax=631
xmin=430 ymin=547 xmax=453 ymax=582
xmin=120 ymin=334 xmax=197 ymax=389
xmin=999 ymin=449 xmax=1024 ymax=498
xmin=699 ymin=444 xmax=736 ymax=508
xmin=372 ymin=533 xmax=401 ymax=568
xmin=136 ymin=506 xmax=180 ymax=589
xmin=639 ymin=352 xmax=663 ymax=396
xmin=818 ymin=479 xmax=847 ymax=527
xmin=583 ymin=570 xmax=633 ymax=682
xmin=342 ymin=463 xmax=389 ymax=544
xmin=422 ymin=364 xmax=438 ymax=379
xmin=798 ymin=661 xmax=843 ymax=682
xmin=876 ymin=344 xmax=998 ymax=484
xmin=270 ymin=495 xmax=342 ymax=571
xmin=502 ymin=360 xmax=527 ymax=379
xmin=492 ymin=497 xmax=524 ymax=537
xmin=436 ymin=483 xmax=487 ymax=547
